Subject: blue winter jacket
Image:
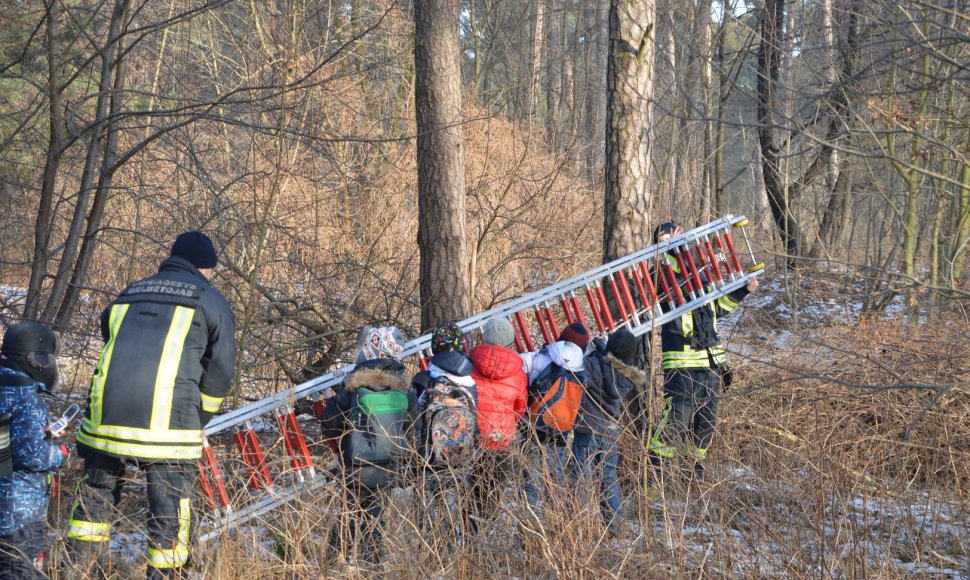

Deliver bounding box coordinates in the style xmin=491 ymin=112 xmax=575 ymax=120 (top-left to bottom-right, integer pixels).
xmin=0 ymin=366 xmax=64 ymax=536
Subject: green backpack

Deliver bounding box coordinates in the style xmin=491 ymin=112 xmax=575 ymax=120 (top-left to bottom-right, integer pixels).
xmin=347 ymin=387 xmax=410 ymax=466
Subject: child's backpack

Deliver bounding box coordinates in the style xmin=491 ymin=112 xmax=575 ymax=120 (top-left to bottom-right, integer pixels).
xmin=422 ymin=377 xmax=477 ymax=467
xmin=528 ymin=363 xmax=586 ymax=433
xmin=346 ymin=386 xmax=410 ymax=467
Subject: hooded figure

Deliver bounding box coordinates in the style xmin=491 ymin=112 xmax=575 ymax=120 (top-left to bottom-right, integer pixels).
xmin=1 ymin=322 xmax=69 ymax=580
xmin=320 ymin=325 xmax=417 ymax=565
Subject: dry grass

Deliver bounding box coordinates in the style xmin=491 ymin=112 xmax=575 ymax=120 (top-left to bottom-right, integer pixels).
xmin=40 ymin=271 xmax=970 ymax=579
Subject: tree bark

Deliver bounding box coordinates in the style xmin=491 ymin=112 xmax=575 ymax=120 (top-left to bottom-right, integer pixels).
xmin=582 ymin=1 xmax=608 ymax=177
xmin=758 ymin=0 xmax=801 ymax=265
xmin=24 ymin=0 xmax=65 ymax=320
xmin=604 ymin=0 xmax=655 ymax=263
xmin=414 ymin=0 xmax=470 ymax=331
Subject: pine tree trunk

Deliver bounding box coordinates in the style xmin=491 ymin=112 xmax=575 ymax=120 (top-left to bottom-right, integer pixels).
xmin=414 ymin=0 xmax=470 ymax=331
xmin=604 ymin=0 xmax=655 ymax=263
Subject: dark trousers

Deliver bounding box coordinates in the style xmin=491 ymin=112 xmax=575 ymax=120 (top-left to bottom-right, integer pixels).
xmin=651 ymin=367 xmax=720 ymax=462
xmin=0 ymin=520 xmax=48 ymax=580
xmin=570 ymin=431 xmax=621 ymax=532
xmin=67 ymin=446 xmax=196 ymax=579
xmin=332 ymin=481 xmax=385 ymax=565
xmin=468 ymin=451 xmax=514 ymax=534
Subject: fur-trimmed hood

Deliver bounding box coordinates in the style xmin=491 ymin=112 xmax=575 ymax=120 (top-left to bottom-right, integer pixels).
xmin=344 ymin=359 xmax=410 ymax=392
xmin=605 ymin=353 xmax=646 ymax=385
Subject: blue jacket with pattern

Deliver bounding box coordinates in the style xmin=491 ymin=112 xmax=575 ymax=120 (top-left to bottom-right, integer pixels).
xmin=0 ymin=366 xmax=64 ymax=536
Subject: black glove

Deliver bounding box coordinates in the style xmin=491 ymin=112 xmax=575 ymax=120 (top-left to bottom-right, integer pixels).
xmin=720 ymin=364 xmax=734 ymax=391
xmin=199 ymin=411 xmax=214 ymax=427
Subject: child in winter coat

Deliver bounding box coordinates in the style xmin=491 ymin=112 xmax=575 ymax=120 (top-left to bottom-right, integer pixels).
xmin=411 ymin=322 xmax=465 ymax=401
xmin=571 ymin=328 xmax=644 ymax=533
xmin=319 ymin=326 xmax=417 ymax=566
xmin=520 ymin=322 xmax=589 ymax=507
xmin=468 ymin=318 xmax=528 ymax=532
xmin=0 ymin=323 xmax=69 ymax=580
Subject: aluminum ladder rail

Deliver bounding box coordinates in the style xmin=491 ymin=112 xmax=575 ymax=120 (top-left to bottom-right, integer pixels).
xmin=196 ymin=214 xmax=764 ymax=541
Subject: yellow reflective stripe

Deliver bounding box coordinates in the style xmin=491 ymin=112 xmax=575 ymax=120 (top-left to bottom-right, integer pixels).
xmin=718 ymin=295 xmax=739 ymax=311
xmin=67 ymin=519 xmax=110 ymax=542
xmin=147 ymin=497 xmax=191 ymax=569
xmin=80 ymin=419 xmax=203 ymax=443
xmin=200 ymin=393 xmax=223 ymax=413
xmin=76 ymin=431 xmax=202 ymax=460
xmin=687 ymin=447 xmax=708 ymax=460
xmin=682 ymin=312 xmax=693 ymax=336
xmin=649 ymin=440 xmax=676 ymax=458
xmin=91 ymin=304 xmax=130 ymax=425
xmin=151 ymin=306 xmax=194 ymax=431
xmin=664 ymin=254 xmax=680 ymax=273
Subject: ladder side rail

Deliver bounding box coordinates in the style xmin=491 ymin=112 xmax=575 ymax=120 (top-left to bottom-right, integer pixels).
xmin=207 ymin=216 xmax=747 ymax=436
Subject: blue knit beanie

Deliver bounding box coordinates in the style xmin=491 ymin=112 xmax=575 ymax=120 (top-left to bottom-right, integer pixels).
xmin=171 ymin=231 xmax=218 ymax=269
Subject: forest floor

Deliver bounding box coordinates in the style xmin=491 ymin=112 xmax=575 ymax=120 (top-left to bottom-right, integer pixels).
xmin=5 ymin=267 xmax=969 ymax=578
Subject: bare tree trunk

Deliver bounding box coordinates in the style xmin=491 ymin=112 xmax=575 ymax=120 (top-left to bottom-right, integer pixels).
xmin=44 ymin=0 xmax=131 ymax=324
xmin=604 ymin=0 xmax=655 ymax=263
xmin=530 ymin=0 xmax=546 ymax=116
xmin=24 ymin=0 xmax=65 ymax=320
xmin=414 ymin=0 xmax=470 ymax=330
xmin=582 ymin=1 xmax=608 ymax=177
xmin=758 ymin=0 xmax=801 ymax=265
xmin=544 ymin=0 xmax=562 ymax=150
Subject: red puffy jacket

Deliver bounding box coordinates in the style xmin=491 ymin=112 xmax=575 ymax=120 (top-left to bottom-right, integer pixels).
xmin=469 ymin=344 xmax=528 ymax=451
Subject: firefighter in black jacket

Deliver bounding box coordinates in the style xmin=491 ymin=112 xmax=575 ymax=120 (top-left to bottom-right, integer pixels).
xmin=67 ymin=231 xmax=236 ymax=579
xmin=648 ymin=222 xmax=758 ymax=485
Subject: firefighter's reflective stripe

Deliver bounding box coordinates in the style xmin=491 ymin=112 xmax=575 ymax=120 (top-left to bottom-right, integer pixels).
xmin=662 ymin=346 xmax=726 ymax=369
xmin=90 ymin=304 xmax=130 ymax=426
xmin=66 ymin=518 xmax=110 ymax=542
xmin=147 ymin=498 xmax=190 ymax=569
xmin=717 ymin=294 xmax=739 ymax=311
xmin=650 ymin=397 xmax=677 ymax=458
xmin=74 ymin=431 xmax=203 ymax=460
xmin=78 ymin=420 xmax=203 ymax=443
xmin=685 ymin=446 xmax=708 ymax=460
xmin=150 ymin=306 xmax=195 ymax=431
xmin=200 ymin=393 xmax=224 ymax=413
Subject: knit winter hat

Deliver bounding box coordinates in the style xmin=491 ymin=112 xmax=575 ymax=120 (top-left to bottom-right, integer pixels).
xmin=481 ymin=318 xmax=515 ymax=348
xmin=606 ymin=328 xmax=638 ymax=366
xmin=355 ymin=326 xmax=406 ymax=363
xmin=653 ymin=222 xmax=678 ymax=244
xmin=171 ymin=231 xmax=218 ymax=269
xmin=431 ymin=322 xmax=464 ymax=354
xmin=558 ymin=322 xmax=590 ymax=350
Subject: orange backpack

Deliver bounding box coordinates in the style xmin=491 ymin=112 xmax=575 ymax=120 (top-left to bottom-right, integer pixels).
xmin=528 ymin=364 xmax=586 ymax=433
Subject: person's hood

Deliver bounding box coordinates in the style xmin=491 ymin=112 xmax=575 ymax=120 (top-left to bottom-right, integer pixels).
xmin=0 ymin=366 xmax=43 ymax=394
xmin=469 ymin=344 xmax=523 ymax=381
xmin=344 ymin=358 xmax=409 ymax=391
xmin=545 ymin=340 xmax=585 ymax=372
xmin=604 ymin=353 xmax=646 ymax=385
xmin=427 ymin=363 xmax=477 ymax=389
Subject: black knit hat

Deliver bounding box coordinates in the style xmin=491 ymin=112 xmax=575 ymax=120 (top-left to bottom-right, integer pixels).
xmin=171 ymin=231 xmax=218 ymax=269
xmin=606 ymin=328 xmax=637 ymax=366
xmin=653 ymin=222 xmax=678 ymax=244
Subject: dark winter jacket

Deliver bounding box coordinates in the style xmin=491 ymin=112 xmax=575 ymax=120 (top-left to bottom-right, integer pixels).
xmin=0 ymin=366 xmax=64 ymax=536
xmin=321 ymin=358 xmax=417 ymax=487
xmin=659 ymin=254 xmax=750 ymax=370
xmin=76 ymin=256 xmax=236 ymax=462
xmin=469 ymin=344 xmax=527 ymax=451
xmin=574 ymin=350 xmax=645 ymax=438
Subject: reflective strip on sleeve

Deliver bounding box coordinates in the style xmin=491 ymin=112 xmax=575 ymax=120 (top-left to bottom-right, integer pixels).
xmin=150 ymin=306 xmax=195 ymax=431
xmin=66 ymin=519 xmax=111 ymax=542
xmin=146 ymin=497 xmax=191 ymax=569
xmin=718 ymin=294 xmax=739 ymax=312
xmin=200 ymin=393 xmax=224 ymax=413
xmin=90 ymin=304 xmax=131 ymax=426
